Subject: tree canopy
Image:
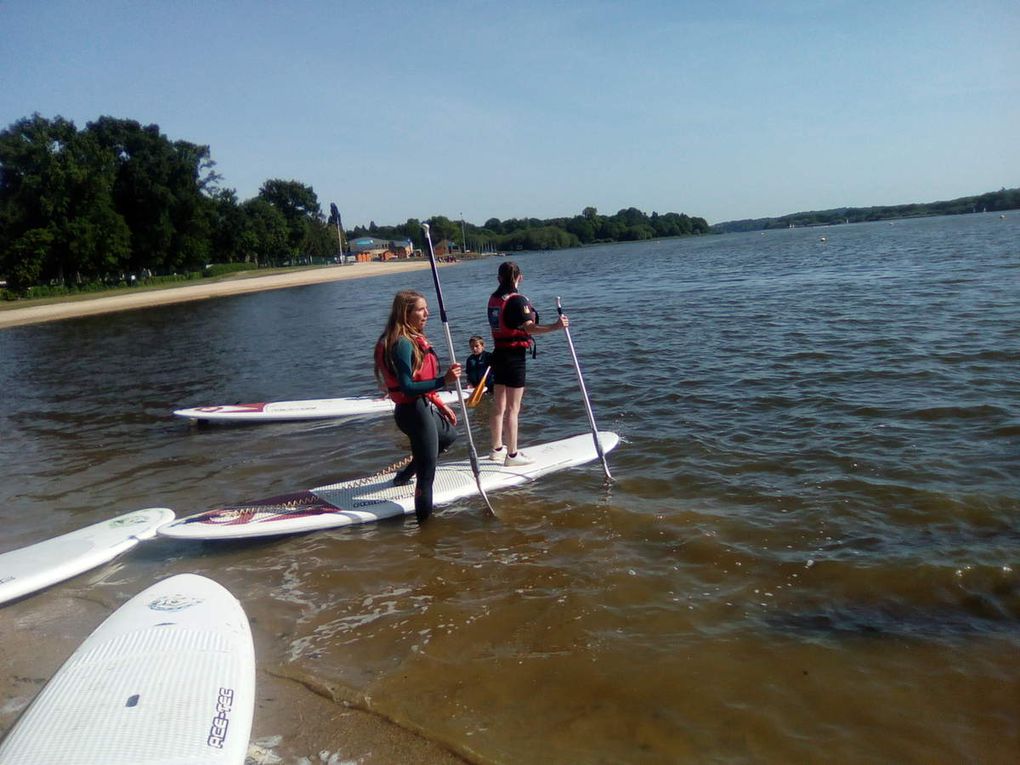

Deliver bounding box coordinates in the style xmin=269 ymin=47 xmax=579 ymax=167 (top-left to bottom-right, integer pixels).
xmin=1 ymin=112 xmax=711 ymax=297
xmin=0 ymin=114 xmax=339 ymax=295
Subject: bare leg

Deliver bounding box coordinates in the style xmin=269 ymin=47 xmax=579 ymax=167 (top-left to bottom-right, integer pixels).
xmin=490 ymin=384 xmax=508 ymax=450
xmin=502 ymin=386 xmax=526 ymax=454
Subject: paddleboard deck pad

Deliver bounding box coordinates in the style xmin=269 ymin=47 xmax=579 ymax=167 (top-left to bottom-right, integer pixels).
xmin=174 ymin=390 xmax=464 ymax=423
xmin=0 ymin=573 xmax=255 ymax=764
xmin=160 ymin=431 xmax=619 ymax=540
xmin=0 ymin=508 xmax=175 ymax=606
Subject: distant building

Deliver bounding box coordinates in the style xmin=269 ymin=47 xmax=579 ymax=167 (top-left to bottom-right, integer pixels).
xmin=387 ymin=239 xmax=414 ymax=259
xmin=349 ymin=237 xmax=413 ymax=261
xmin=434 ymin=239 xmax=462 ymax=258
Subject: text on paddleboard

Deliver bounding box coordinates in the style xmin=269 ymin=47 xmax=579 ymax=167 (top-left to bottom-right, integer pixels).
xmin=207 ymin=687 xmax=235 ymax=748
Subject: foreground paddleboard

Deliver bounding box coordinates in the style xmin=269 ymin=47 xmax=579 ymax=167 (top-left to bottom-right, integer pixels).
xmin=173 ymin=390 xmax=465 ymax=423
xmin=0 ymin=573 xmax=256 ymax=765
xmin=0 ymin=508 xmax=175 ymax=606
xmin=160 ymin=431 xmax=619 ymax=540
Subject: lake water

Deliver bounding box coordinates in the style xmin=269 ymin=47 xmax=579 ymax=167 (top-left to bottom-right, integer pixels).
xmin=1 ymin=213 xmax=1017 ymax=763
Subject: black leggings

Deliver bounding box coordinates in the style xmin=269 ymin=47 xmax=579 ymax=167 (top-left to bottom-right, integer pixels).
xmin=393 ymin=397 xmax=457 ymax=523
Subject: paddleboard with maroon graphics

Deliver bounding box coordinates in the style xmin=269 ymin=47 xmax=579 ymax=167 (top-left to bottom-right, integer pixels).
xmin=160 ymin=431 xmax=620 ymax=539
xmin=173 ymin=390 xmax=465 ymax=423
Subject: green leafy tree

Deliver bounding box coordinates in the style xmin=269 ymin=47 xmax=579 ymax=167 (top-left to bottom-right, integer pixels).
xmin=299 ymin=218 xmax=335 ymax=262
xmin=0 ymin=115 xmax=79 ymax=281
xmin=397 ymin=218 xmax=422 ymax=248
xmin=566 ymin=215 xmax=596 ymax=243
xmin=258 ymin=179 xmax=322 ymax=257
xmin=596 ymin=217 xmax=623 ymax=241
xmin=59 ymin=131 xmax=131 ymax=280
xmin=240 ymin=198 xmax=288 ymax=266
xmin=0 ymin=115 xmax=130 ymax=287
xmin=501 ymin=226 xmax=580 ymax=251
xmin=86 ymin=117 xmax=217 ymax=273
xmin=425 ymin=215 xmax=458 ymax=245
xmin=2 ymin=228 xmax=51 ymax=293
xmin=0 ymin=115 xmax=76 ymax=230
xmin=620 ymin=223 xmax=656 ymax=241
xmin=208 ymin=188 xmax=248 ymax=263
xmin=259 ymin=178 xmax=321 ymax=220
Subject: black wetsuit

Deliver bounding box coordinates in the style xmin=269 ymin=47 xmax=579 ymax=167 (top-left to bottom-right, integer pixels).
xmin=389 ymin=336 xmax=457 ymax=522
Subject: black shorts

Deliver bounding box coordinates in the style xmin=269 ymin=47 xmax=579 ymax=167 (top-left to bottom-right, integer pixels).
xmin=491 ymin=347 xmax=527 ymax=388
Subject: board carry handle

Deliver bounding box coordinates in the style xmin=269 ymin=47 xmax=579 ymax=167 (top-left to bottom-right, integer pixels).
xmin=422 ymin=223 xmax=498 ymax=517
xmin=557 ymin=296 xmax=613 ymax=482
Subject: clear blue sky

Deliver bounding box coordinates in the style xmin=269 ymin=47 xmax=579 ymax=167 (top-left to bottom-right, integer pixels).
xmin=2 ymin=0 xmax=1017 ymax=227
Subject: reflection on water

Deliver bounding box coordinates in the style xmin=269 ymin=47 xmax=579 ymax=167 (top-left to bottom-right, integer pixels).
xmin=2 ymin=214 xmax=1018 ymax=763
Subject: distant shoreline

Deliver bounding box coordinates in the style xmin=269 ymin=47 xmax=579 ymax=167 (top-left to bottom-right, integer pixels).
xmin=0 ymin=261 xmax=438 ymax=330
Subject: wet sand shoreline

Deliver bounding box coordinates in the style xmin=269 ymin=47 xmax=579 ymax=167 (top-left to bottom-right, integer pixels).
xmin=0 ymin=589 xmax=469 ymax=764
xmin=0 ymin=261 xmax=437 ymax=330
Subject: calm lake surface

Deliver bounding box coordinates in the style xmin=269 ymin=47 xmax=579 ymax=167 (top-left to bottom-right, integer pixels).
xmin=1 ymin=213 xmax=1018 ymax=763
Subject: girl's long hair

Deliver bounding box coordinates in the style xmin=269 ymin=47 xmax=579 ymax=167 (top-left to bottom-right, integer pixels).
xmin=375 ymin=290 xmax=426 ymax=387
xmin=496 ymin=260 xmax=521 ymax=295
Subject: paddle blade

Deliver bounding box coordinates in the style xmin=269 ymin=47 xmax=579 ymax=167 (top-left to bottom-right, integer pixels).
xmin=466 ymin=368 xmax=490 ymax=407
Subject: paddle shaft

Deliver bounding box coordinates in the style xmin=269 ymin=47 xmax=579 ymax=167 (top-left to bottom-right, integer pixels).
xmin=421 ymin=223 xmax=496 ymax=516
xmin=557 ymin=297 xmax=613 ymax=481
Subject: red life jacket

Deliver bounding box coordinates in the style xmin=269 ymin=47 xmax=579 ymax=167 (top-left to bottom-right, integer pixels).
xmin=487 ymin=292 xmax=534 ymax=351
xmin=375 ymin=335 xmax=442 ymax=405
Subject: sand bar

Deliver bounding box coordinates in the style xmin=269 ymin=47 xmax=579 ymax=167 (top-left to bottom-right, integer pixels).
xmin=0 ymin=261 xmax=436 ymax=330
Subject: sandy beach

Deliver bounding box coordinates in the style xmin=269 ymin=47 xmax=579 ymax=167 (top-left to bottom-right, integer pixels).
xmin=0 ymin=261 xmax=437 ymax=330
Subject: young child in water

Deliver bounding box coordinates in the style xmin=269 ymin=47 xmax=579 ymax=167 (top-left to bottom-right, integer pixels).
xmin=465 ymin=335 xmax=494 ymax=392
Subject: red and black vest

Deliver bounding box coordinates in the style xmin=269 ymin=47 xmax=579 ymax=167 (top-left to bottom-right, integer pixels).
xmin=487 ymin=292 xmax=534 ymax=351
xmin=375 ymin=335 xmax=441 ymax=405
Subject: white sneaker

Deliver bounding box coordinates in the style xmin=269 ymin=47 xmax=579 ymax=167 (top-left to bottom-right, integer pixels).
xmin=488 ymin=446 xmax=505 ymax=461
xmin=504 ymin=451 xmax=534 ymax=467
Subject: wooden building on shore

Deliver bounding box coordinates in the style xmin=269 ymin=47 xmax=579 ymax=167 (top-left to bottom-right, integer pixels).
xmin=349 ymin=237 xmax=414 ymax=262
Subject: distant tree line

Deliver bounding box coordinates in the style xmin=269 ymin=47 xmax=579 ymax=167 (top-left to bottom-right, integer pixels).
xmin=354 ymin=206 xmax=709 ymax=254
xmin=712 ymin=188 xmax=1020 ymax=233
xmin=0 ymin=113 xmax=709 ymax=298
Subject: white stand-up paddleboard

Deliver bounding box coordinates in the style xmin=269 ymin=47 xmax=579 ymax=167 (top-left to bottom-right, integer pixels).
xmin=0 ymin=508 xmax=175 ymax=606
xmin=161 ymin=431 xmax=619 ymax=540
xmin=173 ymin=389 xmax=465 ymax=423
xmin=0 ymin=573 xmax=256 ymax=765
